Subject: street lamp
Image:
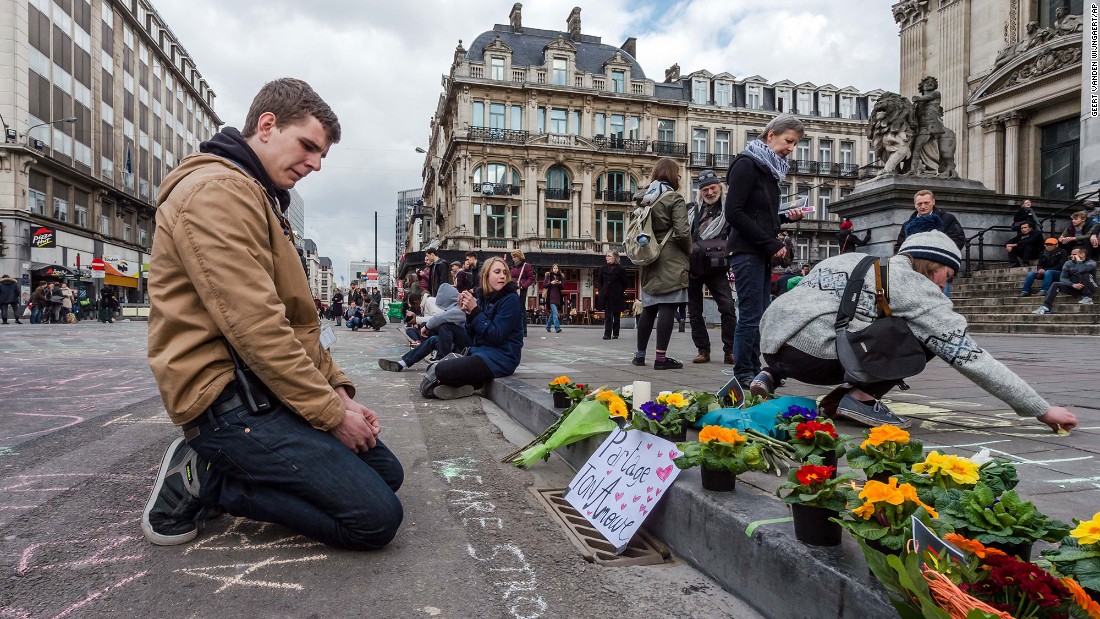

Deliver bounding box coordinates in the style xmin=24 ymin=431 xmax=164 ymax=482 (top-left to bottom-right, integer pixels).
xmin=25 ymin=116 xmax=77 ymax=147
xmin=0 ymin=112 xmax=16 ymax=143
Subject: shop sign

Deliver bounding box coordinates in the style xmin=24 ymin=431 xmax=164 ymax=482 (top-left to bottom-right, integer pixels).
xmin=31 ymin=227 xmax=56 ymax=248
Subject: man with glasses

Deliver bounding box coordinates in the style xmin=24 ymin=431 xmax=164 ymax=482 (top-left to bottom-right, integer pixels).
xmin=687 ymin=170 xmax=736 ymax=364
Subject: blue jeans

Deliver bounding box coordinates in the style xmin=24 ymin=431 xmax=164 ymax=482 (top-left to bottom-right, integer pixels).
xmin=730 ymin=253 xmax=770 ymax=384
xmin=1022 ymin=269 xmax=1059 ymax=294
xmin=546 ymin=304 xmax=561 ymax=331
xmin=31 ymin=306 xmax=42 ymax=324
xmin=402 ymin=323 xmax=470 ymax=367
xmin=187 ymin=394 xmax=404 ymax=550
xmin=346 ymin=316 xmax=365 ymax=329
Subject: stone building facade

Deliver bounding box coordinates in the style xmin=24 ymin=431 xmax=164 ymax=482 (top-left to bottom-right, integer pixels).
xmin=413 ymin=5 xmax=889 ymax=312
xmin=0 ymin=0 xmax=219 ymax=303
xmin=892 ymin=0 xmax=1090 ymax=201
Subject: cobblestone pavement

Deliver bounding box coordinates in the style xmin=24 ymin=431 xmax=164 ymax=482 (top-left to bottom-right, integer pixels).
xmin=509 ymin=323 xmax=1100 ymax=524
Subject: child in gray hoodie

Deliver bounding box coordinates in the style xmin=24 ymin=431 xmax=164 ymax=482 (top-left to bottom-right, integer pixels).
xmin=378 ymin=284 xmax=470 ymax=371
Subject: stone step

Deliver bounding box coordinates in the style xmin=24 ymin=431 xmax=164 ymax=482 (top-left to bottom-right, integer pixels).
xmin=952 ymin=280 xmax=1049 ymax=292
xmin=966 ymin=321 xmax=1100 ymax=335
xmin=951 ymin=297 xmax=1099 ymax=312
xmin=955 ymin=311 xmax=1099 ymax=324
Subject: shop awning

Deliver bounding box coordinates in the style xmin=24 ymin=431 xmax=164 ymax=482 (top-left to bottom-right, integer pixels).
xmin=31 ymin=265 xmax=77 ymax=279
xmin=103 ymin=262 xmax=139 ymax=288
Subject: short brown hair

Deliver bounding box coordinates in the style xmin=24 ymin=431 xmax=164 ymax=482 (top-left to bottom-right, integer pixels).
xmin=650 ymin=158 xmax=681 ymax=191
xmin=907 ymin=257 xmax=946 ymax=279
xmin=914 ymin=189 xmax=935 ymax=201
xmin=1071 ymin=210 xmax=1087 ymax=220
xmin=242 ymin=78 xmax=341 ymax=143
xmin=481 ymin=257 xmax=512 ymax=291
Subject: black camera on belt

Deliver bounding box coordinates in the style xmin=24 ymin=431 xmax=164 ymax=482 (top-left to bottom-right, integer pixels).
xmin=225 ymin=340 xmax=274 ymax=415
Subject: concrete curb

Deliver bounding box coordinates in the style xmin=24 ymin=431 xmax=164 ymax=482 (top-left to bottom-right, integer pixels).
xmin=487 ymin=376 xmax=895 ymax=619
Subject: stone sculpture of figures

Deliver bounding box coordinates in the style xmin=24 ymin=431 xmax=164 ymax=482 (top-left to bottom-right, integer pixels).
xmin=1052 ymin=7 xmax=1083 ymax=35
xmin=868 ymin=77 xmax=958 ymax=180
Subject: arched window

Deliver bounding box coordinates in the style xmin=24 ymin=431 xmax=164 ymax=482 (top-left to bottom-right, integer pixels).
xmin=472 ymin=163 xmax=521 ymax=195
xmin=546 ymin=166 xmax=570 ymax=200
xmin=595 ymin=171 xmax=636 ymax=202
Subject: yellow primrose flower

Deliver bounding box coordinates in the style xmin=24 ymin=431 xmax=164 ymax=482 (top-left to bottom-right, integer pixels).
xmin=658 ymin=392 xmax=688 ymax=408
xmin=549 ymin=376 xmax=572 ymax=386
xmin=698 ymin=426 xmax=726 ymax=443
xmin=859 ymin=479 xmax=907 ymax=506
xmin=860 ymin=425 xmax=910 ymax=450
xmin=913 ymin=451 xmax=979 ymax=486
xmin=1070 ymin=512 xmax=1100 ymax=546
xmin=595 ymin=390 xmax=616 ymax=403
xmin=723 ymin=427 xmax=746 ymax=445
xmin=608 ymin=397 xmax=629 ymax=419
xmin=852 ymin=501 xmax=877 ymax=520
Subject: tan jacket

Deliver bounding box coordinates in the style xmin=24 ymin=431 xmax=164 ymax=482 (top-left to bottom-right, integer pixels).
xmin=148 ymin=153 xmax=353 ymax=429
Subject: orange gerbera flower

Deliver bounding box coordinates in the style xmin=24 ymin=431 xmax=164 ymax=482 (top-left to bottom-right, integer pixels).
xmin=860 ymin=424 xmax=910 ymax=449
xmin=549 ymin=376 xmax=572 ymax=386
xmin=1061 ymin=577 xmax=1100 ymax=619
xmin=595 ymin=390 xmax=616 ymax=403
xmin=698 ymin=426 xmax=745 ymax=445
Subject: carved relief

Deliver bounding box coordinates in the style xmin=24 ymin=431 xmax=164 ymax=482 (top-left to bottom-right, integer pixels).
xmin=993 ymin=46 xmax=1082 ymax=92
xmin=891 ymin=0 xmax=929 ymax=29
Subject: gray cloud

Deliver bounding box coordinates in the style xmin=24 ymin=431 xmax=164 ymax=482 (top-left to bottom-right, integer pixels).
xmin=152 ymin=0 xmax=899 ymax=284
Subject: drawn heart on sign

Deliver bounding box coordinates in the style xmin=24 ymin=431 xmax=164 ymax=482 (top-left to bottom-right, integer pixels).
xmin=655 ymin=465 xmax=673 ymax=482
xmin=646 ymin=443 xmax=653 ymax=449
xmin=647 ymin=496 xmax=653 ymax=502
xmin=614 ymin=492 xmax=624 ymax=501
xmin=668 ymin=450 xmax=679 ymax=460
xmin=587 ymin=510 xmax=593 ymax=516
xmin=656 ymin=488 xmax=662 ymax=497
xmin=632 ymin=496 xmax=641 ymax=503
xmin=620 ymin=503 xmax=627 ymax=510
xmin=639 ymin=505 xmax=647 ymax=515
xmin=606 ymin=470 xmax=612 ymax=475
xmin=657 ymin=451 xmax=663 ymax=458
xmin=647 ymin=486 xmax=653 ymax=493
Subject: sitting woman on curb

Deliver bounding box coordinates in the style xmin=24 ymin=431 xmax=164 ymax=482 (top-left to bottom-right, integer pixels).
xmin=419 ymin=257 xmax=524 ymax=400
xmin=750 ymin=231 xmax=1078 ymax=433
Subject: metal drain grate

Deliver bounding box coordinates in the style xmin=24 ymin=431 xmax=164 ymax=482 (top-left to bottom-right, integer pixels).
xmin=532 ymin=487 xmax=673 ymax=567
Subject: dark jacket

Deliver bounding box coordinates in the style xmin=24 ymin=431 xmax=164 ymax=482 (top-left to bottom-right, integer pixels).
xmin=637 ymin=188 xmax=691 ymax=295
xmin=1036 ymin=247 xmax=1068 ymax=271
xmin=837 ymin=229 xmax=871 ymax=254
xmin=595 ymin=263 xmax=628 ymax=313
xmin=455 ymin=262 xmax=479 ymax=293
xmin=894 ymin=207 xmax=966 ymax=251
xmin=1012 ymin=207 xmax=1040 ymax=232
xmin=510 ymin=260 xmax=534 ymax=290
xmin=467 ymin=281 xmax=524 ymax=377
xmin=542 ymin=271 xmax=564 ymax=307
xmin=425 ymin=260 xmax=448 ymax=297
xmin=689 ymin=199 xmax=731 ymax=274
xmin=1060 ymin=222 xmax=1094 ymax=252
xmin=1007 ymin=228 xmax=1044 ymax=261
xmin=0 ymin=276 xmax=19 ymax=305
xmin=723 ymin=155 xmax=795 ymax=257
xmin=1059 ymin=258 xmax=1096 ymax=285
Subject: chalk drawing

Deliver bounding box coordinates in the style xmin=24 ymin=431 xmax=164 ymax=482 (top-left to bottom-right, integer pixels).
xmin=466 ymin=543 xmax=547 ymax=619
xmin=0 ymin=413 xmax=85 ymax=442
xmin=184 ymin=517 xmax=324 ymax=554
xmin=0 ymin=447 xmax=18 ymax=457
xmin=175 ymin=554 xmax=327 ymax=593
xmin=101 ymin=412 xmax=173 ymax=427
xmin=17 ymin=535 xmax=142 ymax=574
xmin=52 ymin=571 xmax=150 ymax=619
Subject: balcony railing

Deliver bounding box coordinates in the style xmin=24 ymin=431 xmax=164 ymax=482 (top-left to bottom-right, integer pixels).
xmin=652 ymin=141 xmax=687 ymax=157
xmin=788 ymin=160 xmax=866 ymax=178
xmin=545 ymin=188 xmax=571 ymax=201
xmin=714 ymin=153 xmax=732 ymax=169
xmin=539 ymin=238 xmax=588 ymax=251
xmin=486 ymin=238 xmax=511 ymax=249
xmin=597 ymin=190 xmax=633 ymax=202
xmin=594 ymin=136 xmax=648 ymax=154
xmin=468 ymin=126 xmax=529 ymax=144
xmin=689 ymin=152 xmax=710 ymax=167
xmin=601 ymin=242 xmax=626 ymax=254
xmin=478 ymin=182 xmax=520 ymax=196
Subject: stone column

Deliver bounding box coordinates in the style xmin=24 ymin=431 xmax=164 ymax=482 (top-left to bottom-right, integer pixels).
xmin=981 ymin=117 xmax=1005 ymax=193
xmin=1003 ymin=112 xmax=1025 ymax=194
xmin=1080 ymin=12 xmax=1100 ymax=199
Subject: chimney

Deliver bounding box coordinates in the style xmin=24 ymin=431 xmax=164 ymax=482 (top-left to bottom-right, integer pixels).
xmin=567 ymin=7 xmax=582 ymax=41
xmin=509 ymin=3 xmax=522 ymax=33
xmin=620 ymin=37 xmax=637 ymax=59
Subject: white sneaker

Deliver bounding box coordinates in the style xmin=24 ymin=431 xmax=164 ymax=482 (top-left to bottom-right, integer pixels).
xmin=1080 ymin=297 xmax=1093 ymax=305
xmin=1033 ymin=306 xmax=1051 ymax=315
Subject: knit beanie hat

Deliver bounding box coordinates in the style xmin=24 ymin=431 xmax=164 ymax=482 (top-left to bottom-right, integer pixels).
xmin=898 ymin=231 xmax=962 ymax=272
xmin=697 ymin=169 xmax=722 ymax=189
xmin=840 ymin=220 xmax=853 ymax=230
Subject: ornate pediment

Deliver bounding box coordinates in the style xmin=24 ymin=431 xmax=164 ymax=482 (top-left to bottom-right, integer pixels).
xmin=602 ymin=51 xmax=632 ymax=70
xmin=544 ymin=35 xmax=577 ymax=54
xmin=892 ymin=0 xmax=929 ymax=29
xmin=970 ymin=34 xmax=1082 ymax=103
xmin=484 ymin=36 xmax=512 ymax=54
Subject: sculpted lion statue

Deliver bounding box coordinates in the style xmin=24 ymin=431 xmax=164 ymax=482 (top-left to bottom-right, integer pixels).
xmin=868 ymin=93 xmax=915 ymax=178
xmin=867 ymin=78 xmax=959 ymax=180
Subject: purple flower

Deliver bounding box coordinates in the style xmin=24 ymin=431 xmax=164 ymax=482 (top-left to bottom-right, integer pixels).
xmin=640 ymin=401 xmax=668 ymax=421
xmin=781 ymin=405 xmax=818 ymax=421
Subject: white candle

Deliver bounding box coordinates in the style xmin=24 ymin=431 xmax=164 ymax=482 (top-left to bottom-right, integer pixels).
xmin=632 ymin=381 xmax=651 ymax=410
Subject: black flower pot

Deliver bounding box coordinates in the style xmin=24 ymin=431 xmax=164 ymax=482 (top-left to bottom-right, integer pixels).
xmin=665 ymin=428 xmax=687 ymax=443
xmin=700 ymin=465 xmax=736 ymax=492
xmin=821 ymin=452 xmax=839 ymax=478
xmin=864 ymin=537 xmax=897 ymax=556
xmin=552 ymin=391 xmax=570 ymax=408
xmin=791 ymin=503 xmax=843 ymax=546
xmin=985 ymin=540 xmax=1034 ymax=560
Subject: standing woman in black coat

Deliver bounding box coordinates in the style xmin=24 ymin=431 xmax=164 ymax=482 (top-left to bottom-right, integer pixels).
xmin=724 ymin=114 xmax=807 ymax=389
xmin=596 ymin=250 xmax=628 ymax=340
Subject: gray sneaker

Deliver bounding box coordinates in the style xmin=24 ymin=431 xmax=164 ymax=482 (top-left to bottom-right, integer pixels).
xmin=141 ymin=438 xmax=207 ymax=546
xmin=1080 ymin=296 xmax=1093 ymax=305
xmin=378 ymin=359 xmax=403 ymax=372
xmin=835 ymin=394 xmax=912 ymax=429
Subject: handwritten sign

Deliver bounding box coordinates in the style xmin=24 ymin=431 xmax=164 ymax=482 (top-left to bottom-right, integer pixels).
xmin=564 ymin=428 xmax=682 ymax=553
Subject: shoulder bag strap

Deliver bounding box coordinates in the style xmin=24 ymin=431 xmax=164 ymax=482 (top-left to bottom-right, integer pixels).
xmin=835 ymin=255 xmax=878 ymax=331
xmin=875 ymin=260 xmax=892 ymax=318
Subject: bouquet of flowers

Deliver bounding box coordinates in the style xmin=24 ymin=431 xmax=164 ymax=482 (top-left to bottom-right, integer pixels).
xmin=836 ymin=477 xmax=939 ymax=553
xmin=1041 ymin=512 xmax=1100 ymax=596
xmin=508 ymin=387 xmax=617 ymax=468
xmin=845 ymin=424 xmax=925 ymax=481
xmin=777 ymin=461 xmax=860 ymax=513
xmin=673 ymin=426 xmax=770 ymax=476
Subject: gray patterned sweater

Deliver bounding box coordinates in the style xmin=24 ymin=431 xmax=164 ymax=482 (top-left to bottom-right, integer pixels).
xmin=760 ymin=253 xmax=1049 ymax=417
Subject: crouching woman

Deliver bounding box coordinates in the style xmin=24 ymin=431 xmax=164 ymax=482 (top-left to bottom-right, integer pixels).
xmin=752 ymin=231 xmax=1078 ymax=433
xmin=420 ymin=256 xmax=524 ymax=399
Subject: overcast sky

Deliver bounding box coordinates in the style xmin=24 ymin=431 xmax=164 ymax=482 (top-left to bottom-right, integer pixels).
xmin=152 ymin=0 xmax=900 ymax=285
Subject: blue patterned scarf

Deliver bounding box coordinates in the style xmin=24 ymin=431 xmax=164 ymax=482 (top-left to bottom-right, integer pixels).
xmin=742 ymin=139 xmax=791 ymax=182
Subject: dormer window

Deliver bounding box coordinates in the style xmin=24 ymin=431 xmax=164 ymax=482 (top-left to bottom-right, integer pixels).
xmin=839 ymin=96 xmax=854 ymax=119
xmin=552 ymin=57 xmax=567 ymax=86
xmin=611 ymin=70 xmax=625 ymax=93
xmin=819 ymin=94 xmax=833 ymax=117
xmin=747 ymin=84 xmax=762 ymax=109
xmin=715 ymin=82 xmax=731 ymax=107
xmin=692 ymin=79 xmax=708 ymax=104
xmin=490 ymin=57 xmax=505 ymax=80
xmin=797 ymin=90 xmax=812 ymax=114
xmin=777 ymin=89 xmax=792 ymax=113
